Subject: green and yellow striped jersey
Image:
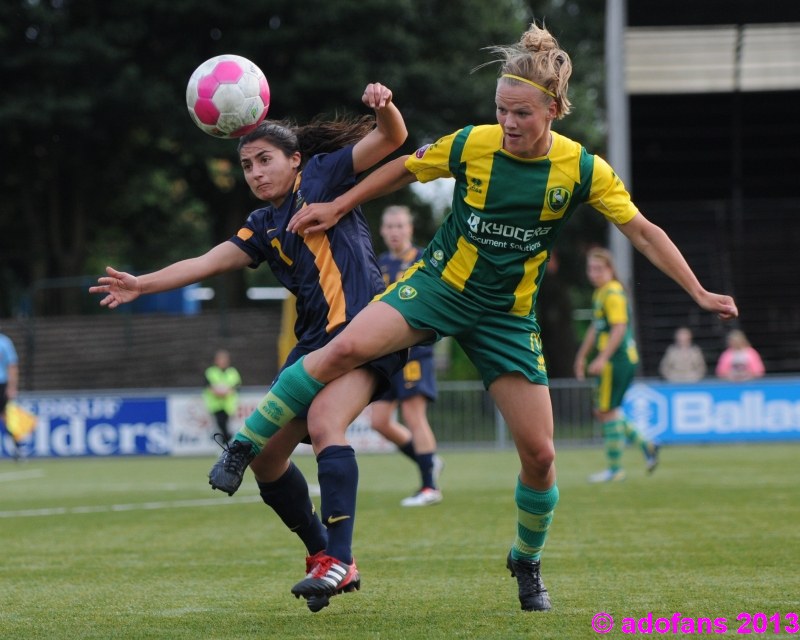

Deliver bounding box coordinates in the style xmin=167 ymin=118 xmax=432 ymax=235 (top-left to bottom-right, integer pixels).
xmin=591 ymin=280 xmax=639 ymax=364
xmin=405 ymin=124 xmax=638 ymax=315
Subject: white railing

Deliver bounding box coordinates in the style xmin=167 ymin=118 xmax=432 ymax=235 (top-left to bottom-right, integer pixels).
xmin=429 ymin=379 xmax=599 ymax=448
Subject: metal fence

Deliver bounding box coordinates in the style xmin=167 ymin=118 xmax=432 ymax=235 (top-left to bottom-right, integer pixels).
xmin=430 ymin=379 xmax=599 ymax=449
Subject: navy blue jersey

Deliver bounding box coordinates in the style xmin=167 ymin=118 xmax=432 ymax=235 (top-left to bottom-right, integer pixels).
xmin=378 ymin=245 xmax=434 ymax=361
xmin=231 ymin=145 xmax=384 ymax=350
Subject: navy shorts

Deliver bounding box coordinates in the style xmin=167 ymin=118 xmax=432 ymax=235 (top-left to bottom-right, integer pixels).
xmin=377 ymin=353 xmax=437 ymax=403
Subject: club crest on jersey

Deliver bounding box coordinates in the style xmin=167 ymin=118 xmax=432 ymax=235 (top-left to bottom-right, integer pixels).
xmin=398 ymin=285 xmax=418 ymax=300
xmin=546 ymin=187 xmax=571 ymax=213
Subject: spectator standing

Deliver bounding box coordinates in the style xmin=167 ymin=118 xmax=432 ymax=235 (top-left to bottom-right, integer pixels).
xmin=203 ymin=349 xmax=242 ymax=443
xmin=658 ymin=327 xmax=707 ymax=382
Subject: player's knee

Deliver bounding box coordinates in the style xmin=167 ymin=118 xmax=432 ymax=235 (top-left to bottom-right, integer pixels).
xmin=370 ymin=417 xmax=389 ymax=433
xmin=324 ymin=333 xmax=367 ymax=367
xmin=249 ymin=454 xmax=286 ymax=482
xmin=305 ymin=413 xmax=330 ymax=445
xmin=535 ymin=444 xmax=555 ymax=470
xmin=400 ymin=400 xmax=426 ymax=425
xmin=305 ymin=420 xmax=324 ymax=444
xmin=306 ymin=396 xmax=332 ymax=430
xmin=522 ymin=441 xmax=555 ymax=475
xmin=306 ymin=399 xmax=349 ymax=442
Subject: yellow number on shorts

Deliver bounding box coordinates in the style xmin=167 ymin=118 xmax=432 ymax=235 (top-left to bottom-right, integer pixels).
xmin=403 ymin=360 xmax=422 ymax=383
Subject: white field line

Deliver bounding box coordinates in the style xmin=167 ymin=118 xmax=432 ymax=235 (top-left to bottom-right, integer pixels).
xmin=0 ymin=468 xmax=46 ymax=482
xmin=0 ymin=483 xmax=320 ymax=519
xmin=0 ymin=494 xmax=261 ymax=519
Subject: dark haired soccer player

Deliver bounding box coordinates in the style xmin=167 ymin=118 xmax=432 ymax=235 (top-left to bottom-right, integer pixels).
xmin=91 ymin=82 xmax=407 ymax=612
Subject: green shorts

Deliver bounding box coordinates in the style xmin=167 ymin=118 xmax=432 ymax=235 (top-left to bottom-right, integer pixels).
xmin=375 ymin=265 xmax=549 ymax=388
xmin=595 ymin=356 xmax=637 ymax=412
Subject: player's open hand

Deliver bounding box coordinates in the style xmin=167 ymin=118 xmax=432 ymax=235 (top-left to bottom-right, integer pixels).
xmin=287 ymin=202 xmax=341 ymax=235
xmin=89 ymin=266 xmax=142 ymax=309
xmin=362 ymin=83 xmax=393 ymax=110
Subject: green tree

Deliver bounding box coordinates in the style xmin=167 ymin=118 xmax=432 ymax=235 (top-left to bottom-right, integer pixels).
xmin=0 ymin=0 xmax=525 ymax=313
xmin=0 ymin=0 xmax=606 ymax=322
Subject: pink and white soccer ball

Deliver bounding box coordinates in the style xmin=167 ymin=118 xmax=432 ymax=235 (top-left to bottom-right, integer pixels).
xmin=186 ymin=54 xmax=270 ymax=138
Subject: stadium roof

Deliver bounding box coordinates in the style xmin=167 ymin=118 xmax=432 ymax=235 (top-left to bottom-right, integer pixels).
xmin=625 ymin=23 xmax=800 ymax=94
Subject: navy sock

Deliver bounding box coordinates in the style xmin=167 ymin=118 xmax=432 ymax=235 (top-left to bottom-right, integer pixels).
xmin=417 ymin=452 xmax=435 ymax=489
xmin=257 ymin=462 xmax=327 ymax=555
xmin=317 ymin=445 xmax=358 ymax=564
xmin=398 ymin=439 xmax=416 ymax=461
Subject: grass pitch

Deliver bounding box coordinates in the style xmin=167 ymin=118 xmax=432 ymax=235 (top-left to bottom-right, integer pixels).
xmin=1 ymin=443 xmax=798 ymax=639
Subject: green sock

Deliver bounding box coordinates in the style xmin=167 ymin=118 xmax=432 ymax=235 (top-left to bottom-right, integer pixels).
xmin=603 ymin=419 xmax=625 ymax=472
xmin=623 ymin=419 xmax=653 ymax=456
xmin=511 ymin=480 xmax=559 ymax=561
xmin=623 ymin=418 xmax=642 ymax=445
xmin=234 ymin=357 xmax=324 ymax=452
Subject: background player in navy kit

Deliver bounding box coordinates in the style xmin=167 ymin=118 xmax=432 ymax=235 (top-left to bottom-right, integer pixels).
xmin=371 ymin=205 xmax=443 ymax=507
xmin=91 ymin=82 xmax=407 ymax=612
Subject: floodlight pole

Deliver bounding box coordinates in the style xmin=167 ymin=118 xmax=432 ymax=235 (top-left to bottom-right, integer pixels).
xmin=604 ymin=0 xmax=634 ymax=299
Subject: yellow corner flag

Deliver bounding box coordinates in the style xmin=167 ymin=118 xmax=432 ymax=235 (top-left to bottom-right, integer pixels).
xmin=5 ymin=402 xmax=38 ymax=442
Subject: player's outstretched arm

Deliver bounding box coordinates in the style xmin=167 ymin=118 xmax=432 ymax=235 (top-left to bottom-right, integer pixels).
xmin=89 ymin=243 xmax=252 ymax=310
xmin=616 ymin=213 xmax=738 ymax=320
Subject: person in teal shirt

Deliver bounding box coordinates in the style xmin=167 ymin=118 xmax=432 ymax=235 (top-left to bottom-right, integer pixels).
xmin=203 ymin=349 xmax=241 ymax=443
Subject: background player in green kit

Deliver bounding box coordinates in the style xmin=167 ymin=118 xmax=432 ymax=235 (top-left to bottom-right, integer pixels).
xmin=212 ymin=22 xmax=739 ymax=612
xmin=574 ymin=247 xmax=658 ymax=483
